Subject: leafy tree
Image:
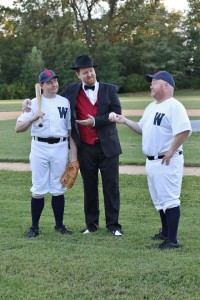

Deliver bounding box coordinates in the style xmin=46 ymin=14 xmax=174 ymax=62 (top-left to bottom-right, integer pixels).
xmin=92 ymin=41 xmax=125 ymax=87
xmin=0 ymin=6 xmax=17 ymax=37
xmin=0 ymin=35 xmax=30 ymax=85
xmin=52 ymin=39 xmax=89 ymax=91
xmin=0 ymin=5 xmax=35 ymax=86
xmin=185 ymin=0 xmax=200 ymax=87
xmin=20 ymin=46 xmax=45 ymax=96
xmin=1 ymin=0 xmax=200 ymax=97
xmin=136 ymin=7 xmax=191 ymax=88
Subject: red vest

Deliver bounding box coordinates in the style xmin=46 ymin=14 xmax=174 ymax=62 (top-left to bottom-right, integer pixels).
xmin=76 ymin=88 xmax=98 ymax=144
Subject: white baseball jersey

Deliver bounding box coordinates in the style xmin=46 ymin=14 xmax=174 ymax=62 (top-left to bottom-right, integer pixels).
xmin=138 ymin=97 xmax=192 ymax=211
xmin=17 ymin=94 xmax=71 ymax=137
xmin=17 ymin=94 xmax=71 ymax=196
xmin=138 ymin=97 xmax=192 ymax=156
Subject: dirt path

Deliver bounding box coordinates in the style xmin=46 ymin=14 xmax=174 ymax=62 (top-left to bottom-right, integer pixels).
xmin=0 ymin=162 xmax=199 ymax=176
xmin=1 ymin=109 xmax=200 ymax=120
xmin=123 ymin=109 xmax=200 ymax=117
xmin=0 ymin=111 xmax=21 ymax=120
xmin=119 ymin=165 xmax=200 ymax=176
xmin=1 ymin=110 xmax=199 ymax=175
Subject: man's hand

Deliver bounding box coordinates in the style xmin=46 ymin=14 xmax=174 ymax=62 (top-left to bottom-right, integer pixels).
xmin=161 ymin=151 xmax=174 ymax=166
xmin=22 ymin=99 xmax=32 ymax=113
xmin=33 ymin=111 xmax=45 ymax=121
xmin=161 ymin=131 xmax=190 ymax=165
xmin=109 ymin=114 xmax=142 ymax=135
xmin=109 ymin=114 xmax=126 ymax=124
xmin=76 ymin=114 xmax=95 ymax=126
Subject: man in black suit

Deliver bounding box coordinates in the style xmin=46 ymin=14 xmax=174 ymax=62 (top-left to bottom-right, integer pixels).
xmin=60 ymin=55 xmax=123 ymax=236
xmin=22 ymin=55 xmax=123 ymax=236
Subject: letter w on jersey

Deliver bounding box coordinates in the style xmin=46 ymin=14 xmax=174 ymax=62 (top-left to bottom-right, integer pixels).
xmin=58 ymin=107 xmax=68 ymax=119
xmin=153 ymin=112 xmax=165 ymax=126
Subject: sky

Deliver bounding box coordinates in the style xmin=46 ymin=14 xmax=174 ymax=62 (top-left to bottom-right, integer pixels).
xmin=164 ymin=0 xmax=188 ymax=12
xmin=0 ymin=0 xmax=189 ymax=12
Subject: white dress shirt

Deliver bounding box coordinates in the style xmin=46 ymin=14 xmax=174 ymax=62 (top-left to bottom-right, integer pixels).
xmin=82 ymin=81 xmax=99 ymax=105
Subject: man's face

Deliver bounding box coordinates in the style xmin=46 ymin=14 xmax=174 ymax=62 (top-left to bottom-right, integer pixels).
xmin=150 ymin=79 xmax=166 ymax=100
xmin=76 ymin=67 xmax=96 ymax=86
xmin=41 ymin=77 xmax=59 ymax=97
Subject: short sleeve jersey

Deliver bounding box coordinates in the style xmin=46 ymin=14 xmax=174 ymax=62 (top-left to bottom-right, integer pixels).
xmin=17 ymin=94 xmax=71 ymax=138
xmin=138 ymin=97 xmax=192 ymax=156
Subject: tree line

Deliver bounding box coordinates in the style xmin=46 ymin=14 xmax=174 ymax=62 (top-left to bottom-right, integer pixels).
xmin=0 ymin=0 xmax=200 ymax=99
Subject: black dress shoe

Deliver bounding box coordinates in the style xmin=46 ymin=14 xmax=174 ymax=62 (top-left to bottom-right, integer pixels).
xmin=55 ymin=225 xmax=72 ymax=235
xmin=25 ymin=226 xmax=39 ymax=238
xmin=158 ymin=239 xmax=180 ymax=250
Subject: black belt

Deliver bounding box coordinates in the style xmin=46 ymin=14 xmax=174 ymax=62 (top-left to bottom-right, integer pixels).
xmin=147 ymin=151 xmax=183 ymax=160
xmin=33 ymin=137 xmax=67 ymax=144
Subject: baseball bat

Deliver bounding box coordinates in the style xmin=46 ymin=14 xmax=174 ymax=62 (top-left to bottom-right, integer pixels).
xmin=35 ymin=83 xmax=43 ymax=127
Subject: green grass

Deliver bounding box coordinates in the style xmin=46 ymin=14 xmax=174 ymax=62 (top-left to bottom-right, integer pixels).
xmin=0 ymin=120 xmax=31 ymax=162
xmin=119 ymin=90 xmax=200 ymax=109
xmin=0 ymin=100 xmax=23 ymax=112
xmin=0 ymin=92 xmax=199 ymax=299
xmin=0 ymin=171 xmax=199 ymax=300
xmin=0 ymin=89 xmax=200 ymax=111
xmin=1 ymin=119 xmax=199 ymax=167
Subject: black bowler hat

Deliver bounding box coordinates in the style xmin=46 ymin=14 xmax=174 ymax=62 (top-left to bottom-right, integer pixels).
xmin=70 ymin=55 xmax=98 ymax=70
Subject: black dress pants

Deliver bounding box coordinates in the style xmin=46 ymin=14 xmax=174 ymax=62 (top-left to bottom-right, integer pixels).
xmin=78 ymin=141 xmax=121 ymax=231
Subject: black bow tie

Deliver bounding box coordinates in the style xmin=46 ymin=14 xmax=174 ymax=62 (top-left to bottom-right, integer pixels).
xmin=84 ymin=85 xmax=95 ymax=91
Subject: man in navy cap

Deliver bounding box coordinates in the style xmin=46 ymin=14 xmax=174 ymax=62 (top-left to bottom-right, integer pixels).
xmin=109 ymin=70 xmax=192 ymax=248
xmin=16 ymin=70 xmax=77 ymax=238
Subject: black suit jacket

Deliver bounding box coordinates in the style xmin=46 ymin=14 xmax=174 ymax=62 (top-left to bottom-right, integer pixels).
xmin=60 ymin=81 xmax=122 ymax=158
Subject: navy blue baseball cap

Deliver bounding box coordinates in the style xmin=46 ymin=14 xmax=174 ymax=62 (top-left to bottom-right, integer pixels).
xmin=146 ymin=71 xmax=175 ymax=87
xmin=39 ymin=70 xmax=58 ymax=83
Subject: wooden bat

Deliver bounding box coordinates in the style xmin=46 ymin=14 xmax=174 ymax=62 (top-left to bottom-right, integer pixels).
xmin=35 ymin=83 xmax=43 ymax=127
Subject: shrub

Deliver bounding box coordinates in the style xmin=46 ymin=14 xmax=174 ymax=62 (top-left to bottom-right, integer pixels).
xmin=0 ymin=82 xmax=27 ymax=99
xmin=121 ymin=73 xmax=148 ymax=93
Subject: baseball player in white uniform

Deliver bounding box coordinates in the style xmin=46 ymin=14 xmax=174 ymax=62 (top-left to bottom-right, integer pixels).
xmin=109 ymin=71 xmax=192 ymax=249
xmin=15 ymin=70 xmax=77 ymax=238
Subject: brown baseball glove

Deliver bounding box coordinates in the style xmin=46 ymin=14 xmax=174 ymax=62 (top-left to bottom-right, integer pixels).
xmin=60 ymin=160 xmax=80 ymax=189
